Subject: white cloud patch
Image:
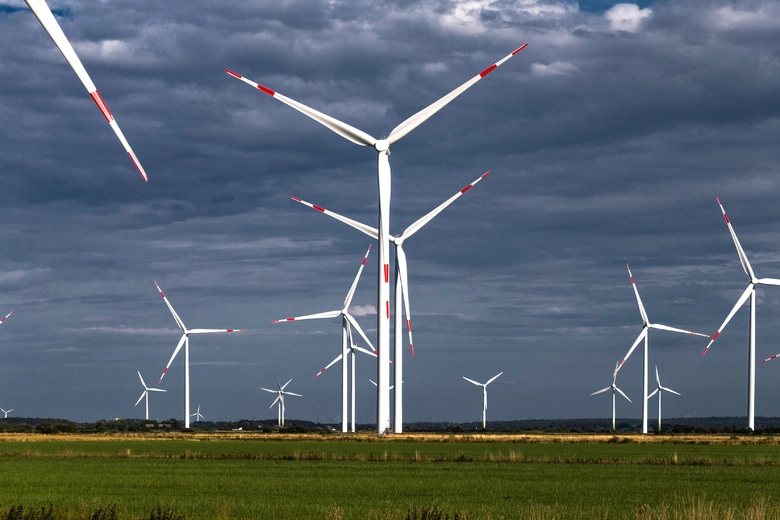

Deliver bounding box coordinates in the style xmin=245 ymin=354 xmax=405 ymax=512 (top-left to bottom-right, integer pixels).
xmin=605 ymin=3 xmax=652 ymax=32
xmin=531 ymin=61 xmax=578 ymax=77
xmin=349 ymin=304 xmax=376 ymax=316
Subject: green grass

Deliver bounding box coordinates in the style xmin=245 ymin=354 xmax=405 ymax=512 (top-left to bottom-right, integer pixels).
xmin=2 ymin=434 xmax=780 ymax=519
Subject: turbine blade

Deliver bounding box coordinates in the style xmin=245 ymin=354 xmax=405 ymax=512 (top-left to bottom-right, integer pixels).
xmin=0 ymin=310 xmax=14 ymax=324
xmin=396 ymin=246 xmax=414 ymax=356
xmin=400 ymin=170 xmax=492 ymax=241
xmin=344 ymin=314 xmax=376 ymax=353
xmin=344 ymin=245 xmax=372 ymax=309
xmin=650 ymin=323 xmax=709 ymax=337
xmin=25 ymin=0 xmax=148 ymax=181
xmin=615 ymin=328 xmax=648 ymax=375
xmin=615 ymin=386 xmax=632 ymax=403
xmin=353 ymin=345 xmax=378 ymax=358
xmin=661 ymin=386 xmax=681 ymax=396
xmin=386 ymin=46 xmax=527 ymax=145
xmin=137 ymin=371 xmax=147 ymax=390
xmin=134 ymin=391 xmax=146 ymax=407
xmin=269 ymin=395 xmax=281 ymax=409
xmin=290 ymin=197 xmax=378 ymax=239
xmin=369 ymin=379 xmax=377 ymax=387
xmin=225 ymin=70 xmax=377 ymax=147
xmin=647 ymin=388 xmax=659 ymax=398
xmin=188 ymin=328 xmax=245 ymax=334
xmin=462 ymin=376 xmax=482 ymax=386
xmin=154 ymin=281 xmax=186 ymax=331
xmin=612 ymin=361 xmax=619 ymax=385
xmin=590 ymin=387 xmax=611 ymax=396
xmin=272 ymin=310 xmax=341 ymax=323
xmin=626 ymin=264 xmax=649 ymax=324
xmin=285 ymin=392 xmax=303 ymax=397
xmin=260 ymin=388 xmax=277 ymax=394
xmin=148 ymin=388 xmax=166 ymax=392
xmin=716 ymin=196 xmax=755 ymax=281
xmin=281 ymin=378 xmax=293 ymax=391
xmin=655 ymin=366 xmax=661 ymax=386
xmin=702 ymin=284 xmax=753 ymax=355
xmin=158 ymin=334 xmax=186 ymax=384
xmin=313 ymin=354 xmax=343 ymax=379
xmin=486 ymin=372 xmax=503 ymax=386
xmin=757 ymin=278 xmax=780 ymax=286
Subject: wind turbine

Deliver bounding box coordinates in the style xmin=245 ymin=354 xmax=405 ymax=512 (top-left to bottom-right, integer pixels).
xmin=702 ymin=197 xmax=780 ymax=431
xmin=273 ymin=245 xmax=374 ymax=433
xmin=261 ymin=379 xmax=301 ymax=426
xmin=154 ymin=281 xmax=245 ymax=428
xmin=462 ymin=372 xmax=502 ymax=429
xmin=134 ymin=371 xmax=166 ymax=421
xmin=614 ymin=264 xmax=708 ymax=434
xmin=590 ymin=361 xmax=632 ymax=431
xmin=190 ymin=404 xmax=205 ymax=423
xmin=314 ymin=324 xmax=378 ymax=433
xmin=226 ymin=45 xmax=527 ymax=433
xmin=291 ymin=169 xmax=491 ymax=433
xmin=0 ymin=408 xmax=13 ymax=419
xmin=23 ymin=0 xmax=147 ymax=181
xmin=647 ymin=366 xmax=680 ymax=432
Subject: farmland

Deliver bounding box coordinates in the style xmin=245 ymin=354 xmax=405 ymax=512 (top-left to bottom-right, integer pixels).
xmin=2 ymin=432 xmax=780 ymax=519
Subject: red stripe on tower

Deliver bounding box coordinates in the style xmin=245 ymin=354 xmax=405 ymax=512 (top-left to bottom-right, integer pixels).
xmin=89 ymin=90 xmax=114 ymax=123
xmin=479 ymin=64 xmax=497 ymax=78
xmin=386 ymin=301 xmax=390 ymax=318
xmin=384 ymin=264 xmax=389 ymax=283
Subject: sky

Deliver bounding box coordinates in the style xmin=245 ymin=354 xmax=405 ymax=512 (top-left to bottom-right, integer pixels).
xmin=1 ymin=0 xmax=780 ymax=426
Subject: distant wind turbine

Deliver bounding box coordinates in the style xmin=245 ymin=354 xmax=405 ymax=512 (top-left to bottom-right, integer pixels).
xmin=463 ymin=372 xmax=503 ymax=429
xmin=590 ymin=361 xmax=632 ymax=431
xmin=261 ymin=379 xmax=301 ymax=426
xmin=190 ymin=404 xmax=205 ymax=422
xmin=615 ymin=264 xmax=708 ymax=434
xmin=647 ymin=366 xmax=680 ymax=432
xmin=290 ymin=170 xmax=492 ymax=433
xmin=273 ymin=245 xmax=374 ymax=433
xmin=0 ymin=408 xmax=14 ymax=419
xmin=153 ymin=281 xmax=245 ymax=429
xmin=23 ymin=0 xmax=147 ymax=180
xmin=134 ymin=371 xmax=166 ymax=421
xmin=703 ymin=197 xmax=780 ymax=431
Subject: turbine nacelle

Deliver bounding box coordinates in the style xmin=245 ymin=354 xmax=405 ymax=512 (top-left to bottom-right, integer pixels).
xmin=374 ymin=140 xmax=390 ymax=153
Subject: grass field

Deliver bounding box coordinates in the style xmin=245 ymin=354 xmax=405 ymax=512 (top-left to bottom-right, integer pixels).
xmin=2 ymin=432 xmax=780 ymax=519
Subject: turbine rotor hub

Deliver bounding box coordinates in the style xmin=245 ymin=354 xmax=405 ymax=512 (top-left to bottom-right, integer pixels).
xmin=374 ymin=139 xmax=389 ymax=153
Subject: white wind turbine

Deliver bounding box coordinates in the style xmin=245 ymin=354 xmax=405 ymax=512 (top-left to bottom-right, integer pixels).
xmin=23 ymin=0 xmax=147 ymax=181
xmin=590 ymin=361 xmax=632 ymax=431
xmin=290 ymin=169 xmax=492 ymax=433
xmin=134 ymin=371 xmax=166 ymax=421
xmin=226 ymin=45 xmax=527 ymax=433
xmin=463 ymin=372 xmax=503 ymax=429
xmin=314 ymin=324 xmax=378 ymax=433
xmin=702 ymin=197 xmax=780 ymax=431
xmin=273 ymin=245 xmax=375 ymax=433
xmin=261 ymin=379 xmax=301 ymax=427
xmin=614 ymin=264 xmax=708 ymax=434
xmin=0 ymin=408 xmax=13 ymax=419
xmin=647 ymin=366 xmax=680 ymax=432
xmin=154 ymin=281 xmax=245 ymax=429
xmin=190 ymin=404 xmax=205 ymax=422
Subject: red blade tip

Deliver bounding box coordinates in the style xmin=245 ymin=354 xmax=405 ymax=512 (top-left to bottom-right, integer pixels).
xmin=512 ymin=44 xmax=529 ymax=55
xmin=225 ymin=69 xmax=241 ymax=79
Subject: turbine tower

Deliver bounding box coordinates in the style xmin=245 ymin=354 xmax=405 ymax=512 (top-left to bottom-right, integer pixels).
xmin=314 ymin=324 xmax=379 ymax=433
xmin=647 ymin=366 xmax=680 ymax=432
xmin=462 ymin=372 xmax=502 ymax=429
xmin=615 ymin=265 xmax=708 ymax=434
xmin=226 ymin=45 xmax=526 ymax=433
xmin=273 ymin=245 xmax=374 ymax=433
xmin=262 ymin=379 xmax=301 ymax=426
xmin=590 ymin=361 xmax=632 ymax=431
xmin=134 ymin=371 xmax=166 ymax=421
xmin=24 ymin=0 xmax=147 ymax=180
xmin=154 ymin=281 xmax=244 ymax=428
xmin=290 ymin=170 xmax=491 ymax=433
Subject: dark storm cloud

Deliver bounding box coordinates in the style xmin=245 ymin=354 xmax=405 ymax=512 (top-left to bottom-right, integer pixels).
xmin=0 ymin=0 xmax=779 ymax=424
